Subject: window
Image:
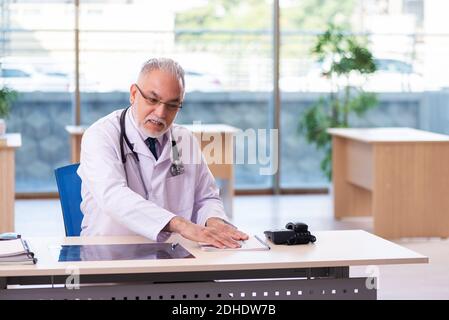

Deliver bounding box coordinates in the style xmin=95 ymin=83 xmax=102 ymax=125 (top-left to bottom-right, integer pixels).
xmin=2 ymin=0 xmax=449 ymax=193
xmin=79 ymin=0 xmax=274 ymax=190
xmin=1 ymin=0 xmax=74 ymax=192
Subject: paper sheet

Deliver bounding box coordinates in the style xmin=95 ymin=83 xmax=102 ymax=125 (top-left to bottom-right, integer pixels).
xmin=0 ymin=239 xmax=27 ymax=257
xmin=199 ymin=235 xmax=270 ymax=252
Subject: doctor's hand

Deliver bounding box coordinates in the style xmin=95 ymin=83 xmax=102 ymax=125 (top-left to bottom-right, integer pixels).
xmin=165 ymin=216 xmax=247 ymax=249
xmin=205 ymin=217 xmax=249 ymax=241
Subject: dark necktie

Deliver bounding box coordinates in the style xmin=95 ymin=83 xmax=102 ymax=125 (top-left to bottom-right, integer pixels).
xmin=145 ymin=137 xmax=158 ymax=160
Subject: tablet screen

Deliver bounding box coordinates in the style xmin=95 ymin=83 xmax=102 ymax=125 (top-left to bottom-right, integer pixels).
xmin=57 ymin=243 xmax=194 ymax=262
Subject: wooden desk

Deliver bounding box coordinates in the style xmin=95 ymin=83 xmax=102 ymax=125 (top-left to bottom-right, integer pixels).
xmin=328 ymin=127 xmax=449 ymax=239
xmin=65 ymin=125 xmax=85 ymax=165
xmin=66 ymin=124 xmax=239 ymax=217
xmin=0 ymin=230 xmax=427 ymax=300
xmin=0 ymin=134 xmax=22 ymax=233
xmin=183 ymin=124 xmax=239 ymax=217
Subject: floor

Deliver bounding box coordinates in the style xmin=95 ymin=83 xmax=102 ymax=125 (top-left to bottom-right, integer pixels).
xmin=14 ymin=195 xmax=449 ymax=300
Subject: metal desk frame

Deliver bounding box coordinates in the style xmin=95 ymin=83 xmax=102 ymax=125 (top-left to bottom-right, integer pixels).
xmin=0 ymin=266 xmax=375 ymax=300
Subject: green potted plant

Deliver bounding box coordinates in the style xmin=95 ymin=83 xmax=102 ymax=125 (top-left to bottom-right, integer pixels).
xmin=0 ymin=87 xmax=17 ymax=135
xmin=299 ymin=23 xmax=378 ymax=180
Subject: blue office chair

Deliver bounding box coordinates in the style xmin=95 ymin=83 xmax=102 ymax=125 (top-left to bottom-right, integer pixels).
xmin=54 ymin=163 xmax=83 ymax=237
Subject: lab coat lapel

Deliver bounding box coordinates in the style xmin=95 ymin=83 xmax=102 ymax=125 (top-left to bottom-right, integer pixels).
xmin=157 ymin=131 xmax=172 ymax=164
xmin=124 ymin=108 xmax=153 ymax=159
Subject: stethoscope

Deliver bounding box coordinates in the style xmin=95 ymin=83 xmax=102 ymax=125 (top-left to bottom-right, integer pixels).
xmin=119 ymin=106 xmax=185 ymax=179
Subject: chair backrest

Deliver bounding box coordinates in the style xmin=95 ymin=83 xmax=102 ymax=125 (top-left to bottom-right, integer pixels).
xmin=54 ymin=163 xmax=83 ymax=236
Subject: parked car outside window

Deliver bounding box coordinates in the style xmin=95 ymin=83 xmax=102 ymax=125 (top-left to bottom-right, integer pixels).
xmin=280 ymin=57 xmax=426 ymax=92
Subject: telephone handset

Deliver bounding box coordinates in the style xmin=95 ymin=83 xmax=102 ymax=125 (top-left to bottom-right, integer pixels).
xmin=264 ymin=222 xmax=316 ymax=245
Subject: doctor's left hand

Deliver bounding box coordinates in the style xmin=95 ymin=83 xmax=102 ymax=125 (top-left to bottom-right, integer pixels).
xmin=165 ymin=216 xmax=248 ymax=248
xmin=205 ymin=217 xmax=249 ymax=241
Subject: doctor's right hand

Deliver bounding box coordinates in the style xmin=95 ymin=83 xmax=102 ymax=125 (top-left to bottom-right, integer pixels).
xmin=165 ymin=216 xmax=242 ymax=249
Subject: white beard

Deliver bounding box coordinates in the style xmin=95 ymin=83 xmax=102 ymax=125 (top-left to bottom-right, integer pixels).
xmin=131 ymin=104 xmax=171 ymax=138
xmin=143 ymin=125 xmax=170 ymax=138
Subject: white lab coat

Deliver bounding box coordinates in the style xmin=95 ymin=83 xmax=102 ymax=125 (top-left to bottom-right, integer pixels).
xmin=77 ymin=108 xmax=228 ymax=241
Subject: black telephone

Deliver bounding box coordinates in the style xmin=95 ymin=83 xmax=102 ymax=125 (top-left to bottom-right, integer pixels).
xmin=264 ymin=222 xmax=316 ymax=245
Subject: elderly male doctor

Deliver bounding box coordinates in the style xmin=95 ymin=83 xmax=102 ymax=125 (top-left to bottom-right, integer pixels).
xmin=78 ymin=58 xmax=248 ymax=248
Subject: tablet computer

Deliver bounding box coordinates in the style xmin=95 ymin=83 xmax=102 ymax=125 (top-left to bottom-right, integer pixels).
xmin=57 ymin=243 xmax=194 ymax=262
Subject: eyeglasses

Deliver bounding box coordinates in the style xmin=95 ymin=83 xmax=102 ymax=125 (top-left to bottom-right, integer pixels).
xmin=134 ymin=83 xmax=183 ymax=112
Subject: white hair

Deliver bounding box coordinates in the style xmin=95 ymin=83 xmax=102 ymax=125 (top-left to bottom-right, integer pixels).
xmin=139 ymin=57 xmax=185 ymax=92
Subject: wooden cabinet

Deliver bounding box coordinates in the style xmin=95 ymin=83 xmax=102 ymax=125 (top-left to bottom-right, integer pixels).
xmin=0 ymin=133 xmax=22 ymax=233
xmin=328 ymin=128 xmax=449 ymax=238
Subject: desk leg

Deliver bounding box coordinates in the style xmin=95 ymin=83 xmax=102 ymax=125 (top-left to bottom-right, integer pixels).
xmin=70 ymin=135 xmax=82 ymax=164
xmin=0 ymin=148 xmax=15 ymax=233
xmin=198 ymin=132 xmax=235 ymax=219
xmin=333 ymin=137 xmax=371 ymax=219
xmin=222 ymin=132 xmax=234 ymax=220
xmin=226 ymin=164 xmax=234 ymax=219
xmin=373 ymin=143 xmax=449 ymax=238
xmin=216 ymin=178 xmax=233 ymax=219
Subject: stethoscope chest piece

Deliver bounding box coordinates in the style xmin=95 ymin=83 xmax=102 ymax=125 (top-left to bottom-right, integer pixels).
xmin=170 ymin=159 xmax=185 ymax=177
